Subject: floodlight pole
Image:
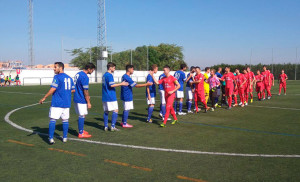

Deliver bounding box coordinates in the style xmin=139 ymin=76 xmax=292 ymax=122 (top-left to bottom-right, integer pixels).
xmin=271 ymin=48 xmax=274 ymax=74
xmin=28 ymin=0 xmax=34 ymax=67
xmin=147 ymin=46 xmax=149 ymax=71
xmin=296 ymin=47 xmax=298 ymax=80
xmin=131 ymin=49 xmax=132 ymax=65
xmin=250 ymin=49 xmax=252 ymax=69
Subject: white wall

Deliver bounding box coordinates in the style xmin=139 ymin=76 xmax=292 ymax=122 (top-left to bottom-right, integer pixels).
xmin=1 ymin=69 xmax=204 ymax=85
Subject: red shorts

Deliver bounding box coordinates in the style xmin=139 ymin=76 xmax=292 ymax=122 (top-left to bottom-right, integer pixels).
xmin=264 ymin=83 xmax=270 ymax=91
xmin=256 ymin=84 xmax=263 ymax=92
xmin=248 ymin=85 xmax=253 ymax=92
xmin=279 ymin=82 xmax=286 ymax=88
xmin=165 ymin=93 xmax=176 ymax=107
xmin=225 ymin=87 xmax=233 ymax=96
xmin=194 ymin=91 xmax=205 ymax=103
xmin=234 ymin=87 xmax=238 ymax=95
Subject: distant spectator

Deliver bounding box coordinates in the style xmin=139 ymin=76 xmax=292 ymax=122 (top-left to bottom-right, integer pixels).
xmin=0 ymin=72 xmax=4 ymax=87
xmin=4 ymin=76 xmax=9 ymax=86
xmin=15 ymin=74 xmax=21 ymax=86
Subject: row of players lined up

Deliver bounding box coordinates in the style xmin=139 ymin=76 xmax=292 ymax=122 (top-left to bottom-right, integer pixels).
xmin=39 ymin=62 xmax=288 ymax=144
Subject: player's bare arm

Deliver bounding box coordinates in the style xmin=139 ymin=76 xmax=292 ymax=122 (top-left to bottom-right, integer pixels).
xmin=39 ymin=87 xmax=56 ymax=104
xmin=110 ymin=81 xmax=129 ymax=87
xmin=185 ymin=73 xmax=193 ymax=83
xmin=136 ymin=82 xmax=153 ymax=88
xmin=84 ymin=90 xmax=92 ymax=109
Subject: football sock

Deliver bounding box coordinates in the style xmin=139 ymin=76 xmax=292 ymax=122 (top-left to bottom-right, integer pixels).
xmin=179 ymin=102 xmax=183 ymax=112
xmin=234 ymin=96 xmax=237 ymax=104
xmin=111 ymin=112 xmax=118 ymax=128
xmin=122 ymin=110 xmax=129 ymax=125
xmin=104 ymin=112 xmax=109 ymax=128
xmin=188 ymin=101 xmax=192 ymax=111
xmin=174 ymin=101 xmax=178 ymax=112
xmin=49 ymin=119 xmax=56 ymax=139
xmin=78 ymin=115 xmax=85 ymax=134
xmin=62 ymin=120 xmax=69 ymax=138
xmin=161 ymin=104 xmax=166 ymax=117
xmin=228 ymin=97 xmax=232 ymax=107
xmin=147 ymin=106 xmax=154 ymax=120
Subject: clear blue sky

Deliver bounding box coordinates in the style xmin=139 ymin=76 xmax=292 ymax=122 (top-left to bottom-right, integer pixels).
xmin=0 ymin=0 xmax=299 ymax=67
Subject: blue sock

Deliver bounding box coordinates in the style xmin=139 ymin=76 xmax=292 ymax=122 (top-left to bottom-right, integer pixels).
xmin=215 ymin=97 xmax=219 ymax=104
xmin=111 ymin=112 xmax=118 ymax=128
xmin=186 ymin=101 xmax=188 ymax=110
xmin=49 ymin=119 xmax=56 ymax=139
xmin=179 ymin=102 xmax=183 ymax=112
xmin=188 ymin=101 xmax=192 ymax=111
xmin=122 ymin=110 xmax=129 ymax=125
xmin=104 ymin=112 xmax=109 ymax=128
xmin=62 ymin=120 xmax=69 ymax=138
xmin=147 ymin=106 xmax=154 ymax=120
xmin=78 ymin=116 xmax=85 ymax=134
xmin=161 ymin=104 xmax=166 ymax=117
xmin=160 ymin=104 xmax=162 ymax=115
xmin=174 ymin=101 xmax=178 ymax=112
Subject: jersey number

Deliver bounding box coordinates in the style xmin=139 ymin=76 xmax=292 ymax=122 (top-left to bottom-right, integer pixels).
xmin=64 ymin=78 xmax=71 ymax=90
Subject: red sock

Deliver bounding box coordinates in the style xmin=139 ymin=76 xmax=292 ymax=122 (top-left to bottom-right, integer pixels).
xmin=234 ymin=96 xmax=237 ymax=104
xmin=228 ymin=97 xmax=232 ymax=107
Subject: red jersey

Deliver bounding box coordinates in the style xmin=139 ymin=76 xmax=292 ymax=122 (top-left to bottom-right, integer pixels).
xmin=255 ymin=75 xmax=264 ymax=86
xmin=279 ymin=73 xmax=288 ymax=83
xmin=235 ymin=74 xmax=247 ymax=88
xmin=158 ymin=75 xmax=177 ymax=92
xmin=270 ymin=73 xmax=274 ymax=81
xmin=261 ymin=70 xmax=270 ymax=84
xmin=221 ymin=72 xmax=235 ymax=89
xmin=194 ymin=73 xmax=205 ymax=92
xmin=248 ymin=71 xmax=255 ymax=84
xmin=244 ymin=73 xmax=249 ymax=85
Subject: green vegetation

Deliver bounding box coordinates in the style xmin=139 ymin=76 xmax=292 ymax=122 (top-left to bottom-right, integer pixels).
xmin=69 ymin=43 xmax=186 ymax=70
xmin=0 ymin=81 xmax=300 ymax=181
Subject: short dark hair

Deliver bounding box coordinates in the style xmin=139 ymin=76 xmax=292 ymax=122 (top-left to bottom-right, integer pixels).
xmin=163 ymin=65 xmax=170 ymax=70
xmin=263 ymin=65 xmax=267 ymax=68
xmin=195 ymin=66 xmax=200 ymax=70
xmin=107 ymin=62 xmax=116 ymax=70
xmin=190 ymin=66 xmax=195 ymax=70
xmin=243 ymin=67 xmax=247 ymax=71
xmin=54 ymin=62 xmax=64 ymax=70
xmin=180 ymin=64 xmax=187 ymax=69
xmin=84 ymin=63 xmax=96 ymax=70
xmin=205 ymin=67 xmax=210 ymax=71
xmin=126 ymin=64 xmax=134 ymax=71
xmin=235 ymin=68 xmax=240 ymax=71
xmin=149 ymin=64 xmax=158 ymax=71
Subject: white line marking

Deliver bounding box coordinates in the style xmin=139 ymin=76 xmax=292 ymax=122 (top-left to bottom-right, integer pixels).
xmin=4 ymin=103 xmax=300 ymax=158
xmin=247 ymin=105 xmax=300 ymax=111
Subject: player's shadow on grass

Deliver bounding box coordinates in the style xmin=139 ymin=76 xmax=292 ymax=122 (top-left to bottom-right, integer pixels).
xmin=130 ymin=112 xmax=161 ymax=125
xmin=55 ymin=124 xmax=78 ymax=137
xmin=85 ymin=119 xmax=106 ymax=130
xmin=29 ymin=126 xmax=59 ymax=144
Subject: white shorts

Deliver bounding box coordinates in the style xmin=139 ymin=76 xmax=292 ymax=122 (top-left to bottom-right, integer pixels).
xmin=123 ymin=101 xmax=134 ymax=110
xmin=49 ymin=107 xmax=70 ymax=120
xmin=186 ymin=87 xmax=193 ymax=100
xmin=102 ymin=101 xmax=118 ymax=112
xmin=176 ymin=90 xmax=184 ymax=98
xmin=147 ymin=97 xmax=156 ymax=105
xmin=159 ymin=90 xmax=166 ymax=105
xmin=74 ymin=103 xmax=88 ymax=116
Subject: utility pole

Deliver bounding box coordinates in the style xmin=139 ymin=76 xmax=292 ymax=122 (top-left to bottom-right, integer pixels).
xmin=272 ymin=48 xmax=274 ymax=74
xmin=250 ymin=49 xmax=252 ymax=69
xmin=147 ymin=46 xmax=149 ymax=71
xmin=61 ymin=37 xmax=64 ymax=62
xmin=89 ymin=41 xmax=92 ymax=63
xmin=296 ymin=47 xmax=298 ymax=80
xmin=130 ymin=49 xmax=132 ymax=65
xmin=28 ymin=0 xmax=34 ymax=67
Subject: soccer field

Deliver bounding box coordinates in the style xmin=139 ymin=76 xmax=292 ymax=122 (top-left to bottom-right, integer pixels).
xmin=0 ymin=81 xmax=300 ymax=182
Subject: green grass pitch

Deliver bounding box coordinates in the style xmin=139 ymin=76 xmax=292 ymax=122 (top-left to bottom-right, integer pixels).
xmin=0 ymin=81 xmax=300 ymax=182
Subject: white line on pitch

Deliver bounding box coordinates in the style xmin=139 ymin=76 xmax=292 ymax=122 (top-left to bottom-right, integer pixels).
xmin=4 ymin=102 xmax=300 ymax=158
